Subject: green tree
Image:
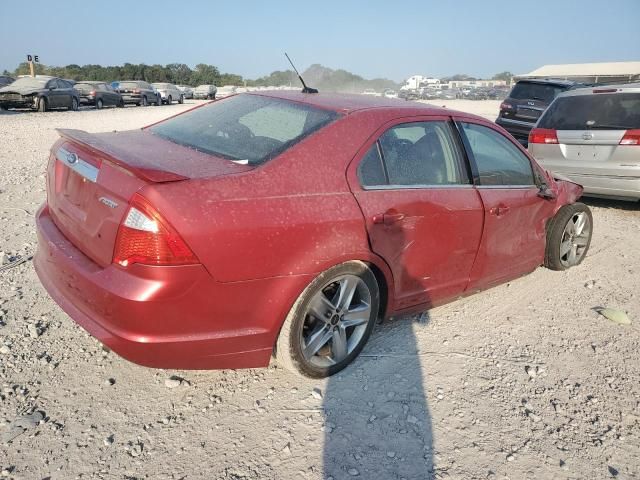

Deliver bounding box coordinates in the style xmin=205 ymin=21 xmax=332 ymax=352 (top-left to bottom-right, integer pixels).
xmin=492 ymin=71 xmax=514 ymax=85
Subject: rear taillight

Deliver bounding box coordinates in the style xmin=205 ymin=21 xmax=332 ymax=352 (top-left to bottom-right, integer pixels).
xmin=620 ymin=129 xmax=640 ymax=146
xmin=133 ymin=89 xmax=140 ymax=94
xmin=529 ymin=128 xmax=559 ymax=145
xmin=89 ymin=90 xmax=96 ymax=96
xmin=113 ymin=194 xmax=198 ymax=267
xmin=500 ymin=102 xmax=513 ymax=111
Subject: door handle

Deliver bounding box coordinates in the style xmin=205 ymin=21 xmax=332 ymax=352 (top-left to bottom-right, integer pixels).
xmin=372 ymin=213 xmax=405 ymax=225
xmin=489 ymin=204 xmax=510 ymax=216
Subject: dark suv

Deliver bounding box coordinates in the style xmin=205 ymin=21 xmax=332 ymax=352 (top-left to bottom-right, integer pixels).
xmin=496 ymin=79 xmax=581 ymax=146
xmin=116 ymin=80 xmax=161 ymax=106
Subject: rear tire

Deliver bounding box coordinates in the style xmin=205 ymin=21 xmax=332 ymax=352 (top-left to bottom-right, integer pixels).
xmin=178 ymin=95 xmax=184 ymax=104
xmin=141 ymin=96 xmax=148 ymax=107
xmin=71 ymin=97 xmax=79 ymax=111
xmin=167 ymin=95 xmax=172 ymax=105
xmin=544 ymin=203 xmax=593 ymax=271
xmin=276 ymin=261 xmax=380 ymax=378
xmin=117 ymin=98 xmax=124 ymax=108
xmin=37 ymin=97 xmax=47 ymax=112
xmin=96 ymin=98 xmax=104 ymax=109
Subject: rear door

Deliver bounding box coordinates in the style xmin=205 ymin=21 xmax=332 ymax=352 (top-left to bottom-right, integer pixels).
xmin=455 ymin=119 xmax=553 ymax=289
xmin=349 ymin=117 xmax=484 ymax=310
xmin=46 ymin=79 xmax=62 ymax=108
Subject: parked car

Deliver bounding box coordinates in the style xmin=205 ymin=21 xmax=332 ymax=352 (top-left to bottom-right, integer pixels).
xmin=177 ymin=85 xmax=193 ymax=99
xmin=528 ymin=83 xmax=640 ymax=201
xmin=116 ymin=80 xmax=162 ymax=106
xmin=496 ymin=79 xmax=581 ymax=146
xmin=215 ymin=85 xmax=236 ymax=99
xmin=152 ymin=83 xmax=184 ymax=104
xmin=74 ymin=81 xmax=124 ymax=109
xmin=0 ymin=76 xmax=79 ymax=112
xmin=0 ymin=75 xmax=14 ymax=87
xmin=383 ymin=89 xmax=398 ymax=99
xmin=193 ymin=84 xmax=217 ymax=99
xmin=361 ymin=88 xmax=378 ymax=96
xmin=34 ymin=92 xmax=591 ymax=378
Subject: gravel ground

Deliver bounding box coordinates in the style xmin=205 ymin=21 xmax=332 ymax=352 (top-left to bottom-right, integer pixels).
xmin=0 ymin=100 xmax=638 ymax=480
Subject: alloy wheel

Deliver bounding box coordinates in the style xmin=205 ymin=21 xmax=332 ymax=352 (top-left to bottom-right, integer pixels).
xmin=300 ymin=274 xmax=372 ymax=368
xmin=559 ymin=212 xmax=591 ymax=267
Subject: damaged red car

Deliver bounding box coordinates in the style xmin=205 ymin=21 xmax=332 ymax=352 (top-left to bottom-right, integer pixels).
xmin=35 ymin=92 xmax=592 ymax=378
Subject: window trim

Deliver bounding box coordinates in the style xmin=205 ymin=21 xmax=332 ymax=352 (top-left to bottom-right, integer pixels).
xmin=455 ymin=120 xmax=538 ymax=188
xmin=356 ymin=117 xmax=473 ymax=191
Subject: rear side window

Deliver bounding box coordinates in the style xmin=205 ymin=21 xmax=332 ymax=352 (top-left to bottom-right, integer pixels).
xmin=358 ymin=121 xmax=468 ymax=188
xmin=460 ymin=123 xmax=534 ymax=186
xmin=509 ymin=82 xmax=566 ymax=102
xmin=150 ymin=94 xmax=340 ymax=165
xmin=538 ymin=93 xmax=640 ymax=130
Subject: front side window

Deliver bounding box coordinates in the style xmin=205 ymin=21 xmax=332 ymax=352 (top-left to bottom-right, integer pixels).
xmin=460 ymin=122 xmax=534 ymax=186
xmin=150 ymin=94 xmax=340 ymax=165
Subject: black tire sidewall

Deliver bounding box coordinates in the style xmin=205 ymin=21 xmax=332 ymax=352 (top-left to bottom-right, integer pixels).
xmin=142 ymin=96 xmax=148 ymax=106
xmin=97 ymin=98 xmax=103 ymax=109
xmin=545 ymin=203 xmax=593 ymax=271
xmin=38 ymin=97 xmax=46 ymax=112
xmin=280 ymin=262 xmax=380 ymax=378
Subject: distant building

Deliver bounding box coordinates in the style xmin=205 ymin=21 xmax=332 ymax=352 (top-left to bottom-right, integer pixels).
xmin=401 ymin=75 xmax=440 ymax=90
xmin=446 ymin=79 xmax=507 ymax=88
xmin=515 ymin=61 xmax=640 ymax=84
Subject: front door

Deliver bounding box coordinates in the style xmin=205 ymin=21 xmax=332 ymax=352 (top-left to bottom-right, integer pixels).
xmin=349 ymin=118 xmax=484 ymax=310
xmin=455 ymin=119 xmax=553 ymax=290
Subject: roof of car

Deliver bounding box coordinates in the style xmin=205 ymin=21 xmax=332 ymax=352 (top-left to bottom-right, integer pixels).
xmin=246 ymin=90 xmax=453 ymax=115
xmin=555 ymin=82 xmax=640 ymax=97
xmin=516 ymin=78 xmax=580 ymax=87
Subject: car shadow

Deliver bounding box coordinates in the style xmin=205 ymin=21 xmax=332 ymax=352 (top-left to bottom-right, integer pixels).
xmin=322 ymin=312 xmax=434 ymax=479
xmin=580 ymin=196 xmax=640 ymax=211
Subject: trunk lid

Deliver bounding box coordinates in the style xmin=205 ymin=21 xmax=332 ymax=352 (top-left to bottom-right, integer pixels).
xmin=556 ymin=129 xmax=626 ymax=163
xmin=47 ymin=129 xmax=251 ymax=267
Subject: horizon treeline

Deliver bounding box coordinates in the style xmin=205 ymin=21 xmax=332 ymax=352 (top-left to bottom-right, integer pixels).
xmin=2 ymin=62 xmax=513 ymax=90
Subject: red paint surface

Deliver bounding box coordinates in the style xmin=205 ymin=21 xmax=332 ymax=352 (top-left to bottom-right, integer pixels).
xmin=35 ymin=93 xmax=584 ymax=369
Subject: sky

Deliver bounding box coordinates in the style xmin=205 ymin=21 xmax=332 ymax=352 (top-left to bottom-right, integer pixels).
xmin=1 ymin=0 xmax=638 ymax=82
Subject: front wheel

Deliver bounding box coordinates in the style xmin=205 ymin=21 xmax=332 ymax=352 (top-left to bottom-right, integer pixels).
xmin=276 ymin=261 xmax=380 ymax=378
xmin=96 ymin=98 xmax=104 ymax=109
xmin=178 ymin=95 xmax=184 ymax=104
xmin=544 ymin=203 xmax=593 ymax=271
xmin=141 ymin=96 xmax=148 ymax=107
xmin=37 ymin=97 xmax=47 ymax=112
xmin=167 ymin=95 xmax=172 ymax=105
xmin=117 ymin=98 xmax=124 ymax=108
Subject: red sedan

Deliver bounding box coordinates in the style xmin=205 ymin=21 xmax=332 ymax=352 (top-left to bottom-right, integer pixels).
xmin=35 ymin=92 xmax=592 ymax=378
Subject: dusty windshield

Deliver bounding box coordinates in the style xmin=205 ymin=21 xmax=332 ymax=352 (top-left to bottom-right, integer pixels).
xmin=149 ymin=94 xmax=341 ymax=165
xmin=9 ymin=77 xmax=49 ymax=88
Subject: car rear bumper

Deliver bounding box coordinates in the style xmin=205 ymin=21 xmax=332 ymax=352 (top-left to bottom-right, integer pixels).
xmin=79 ymin=97 xmax=95 ymax=106
xmin=34 ymin=204 xmax=304 ymax=369
xmin=121 ymin=94 xmax=142 ymax=103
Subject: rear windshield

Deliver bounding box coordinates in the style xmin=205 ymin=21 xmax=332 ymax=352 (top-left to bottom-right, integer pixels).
xmin=149 ymin=94 xmax=341 ymax=165
xmin=119 ymin=82 xmax=141 ymax=89
xmin=74 ymin=83 xmax=97 ymax=92
xmin=509 ymin=82 xmax=567 ymax=102
xmin=539 ymin=93 xmax=640 ymax=130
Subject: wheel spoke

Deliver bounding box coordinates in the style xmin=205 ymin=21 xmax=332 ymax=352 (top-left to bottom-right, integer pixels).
xmin=331 ymin=327 xmax=348 ymax=362
xmin=574 ymin=214 xmax=587 ymax=235
xmin=568 ymin=244 xmax=578 ymax=264
xmin=342 ymin=302 xmax=371 ymax=328
xmin=560 ymin=240 xmax=572 ymax=257
xmin=308 ymin=293 xmax=334 ymax=322
xmin=303 ymin=325 xmax=333 ymax=360
xmin=334 ymin=276 xmax=358 ymax=311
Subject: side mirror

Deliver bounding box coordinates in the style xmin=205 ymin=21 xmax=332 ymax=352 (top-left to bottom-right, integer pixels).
xmin=537 ymin=184 xmax=556 ymax=200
